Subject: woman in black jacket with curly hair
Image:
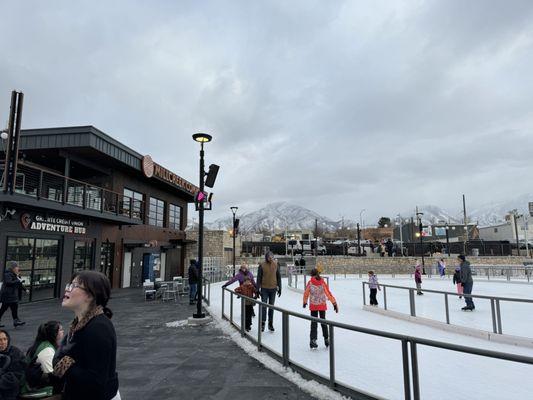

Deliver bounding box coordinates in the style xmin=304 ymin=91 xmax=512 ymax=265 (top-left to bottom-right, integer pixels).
xmin=53 ymin=271 xmax=119 ymax=400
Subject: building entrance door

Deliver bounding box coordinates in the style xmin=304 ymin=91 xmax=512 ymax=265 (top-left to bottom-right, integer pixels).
xmin=5 ymin=237 xmax=60 ymax=302
xmin=100 ymin=242 xmax=114 ymax=286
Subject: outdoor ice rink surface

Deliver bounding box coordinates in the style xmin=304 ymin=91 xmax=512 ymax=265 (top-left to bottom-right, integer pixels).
xmin=208 ymin=276 xmax=533 ymax=400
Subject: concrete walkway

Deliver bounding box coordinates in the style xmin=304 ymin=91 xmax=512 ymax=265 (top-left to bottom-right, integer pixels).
xmin=4 ymin=289 xmax=315 ymax=400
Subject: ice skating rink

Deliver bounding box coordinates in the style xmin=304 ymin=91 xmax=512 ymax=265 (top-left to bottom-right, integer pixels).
xmin=209 ymin=276 xmax=533 ymax=400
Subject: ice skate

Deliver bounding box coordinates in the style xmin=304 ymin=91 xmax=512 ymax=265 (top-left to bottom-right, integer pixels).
xmin=268 ymin=322 xmax=275 ymax=332
xmin=324 ymin=337 xmax=329 ymax=347
xmin=310 ymin=339 xmax=318 ymax=349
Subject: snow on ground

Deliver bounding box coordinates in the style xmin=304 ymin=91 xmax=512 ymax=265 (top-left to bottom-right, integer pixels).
xmin=208 ymin=276 xmax=533 ymax=400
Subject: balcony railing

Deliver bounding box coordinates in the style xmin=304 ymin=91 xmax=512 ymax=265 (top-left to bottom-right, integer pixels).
xmin=1 ymin=162 xmax=144 ymax=221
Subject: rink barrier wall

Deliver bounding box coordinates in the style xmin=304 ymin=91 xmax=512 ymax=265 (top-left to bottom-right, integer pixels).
xmin=362 ymin=282 xmax=533 ymax=339
xmin=221 ymin=287 xmax=533 ymax=400
xmin=362 ymin=305 xmax=533 ymax=348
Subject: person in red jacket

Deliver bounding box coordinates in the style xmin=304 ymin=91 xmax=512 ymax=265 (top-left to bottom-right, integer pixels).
xmin=303 ymin=269 xmax=338 ymax=349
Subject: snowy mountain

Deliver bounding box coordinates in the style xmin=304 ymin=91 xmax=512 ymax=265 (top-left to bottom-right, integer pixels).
xmin=204 ymin=202 xmax=339 ymax=233
xmin=469 ymin=193 xmax=533 ymax=226
xmin=399 ymin=205 xmax=462 ymax=225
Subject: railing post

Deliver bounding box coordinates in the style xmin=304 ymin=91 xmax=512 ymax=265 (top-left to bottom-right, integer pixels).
xmin=115 ymin=193 xmax=119 ymax=215
xmin=402 ymin=340 xmax=411 ymax=400
xmin=490 ymin=299 xmax=497 ymax=334
xmin=444 ymin=293 xmax=450 ymax=324
xmin=82 ymin=184 xmax=87 ymax=209
xmin=258 ymin=299 xmax=263 ymax=351
xmin=221 ymin=288 xmax=225 ymax=319
xmin=496 ymin=299 xmax=503 ymax=334
xmin=230 ymin=292 xmax=234 ymax=325
xmin=410 ymin=341 xmax=421 ymax=400
xmin=409 ymin=289 xmax=416 ymax=317
xmin=241 ymin=296 xmax=245 ymax=336
xmin=329 ymin=324 xmax=335 ymax=388
xmin=383 ymin=286 xmax=387 ymax=310
xmin=282 ymin=311 xmax=290 ymax=367
xmin=100 ymin=188 xmax=104 ymax=212
xmin=362 ymin=282 xmax=366 ymax=305
xmin=37 ymin=170 xmax=43 ymax=199
xmin=129 ymin=198 xmax=133 ymax=218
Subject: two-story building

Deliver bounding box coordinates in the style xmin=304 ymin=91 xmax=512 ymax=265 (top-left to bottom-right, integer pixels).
xmin=0 ymin=126 xmax=198 ymax=302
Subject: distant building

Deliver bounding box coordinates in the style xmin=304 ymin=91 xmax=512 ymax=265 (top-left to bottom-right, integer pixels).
xmin=394 ymin=222 xmax=478 ymax=242
xmin=478 ymin=213 xmax=532 ymax=242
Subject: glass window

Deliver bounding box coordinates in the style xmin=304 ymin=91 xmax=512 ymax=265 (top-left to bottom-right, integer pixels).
xmin=123 ymin=188 xmax=143 ymax=219
xmin=149 ymin=197 xmax=165 ymax=227
xmin=73 ymin=240 xmax=94 ymax=273
xmin=169 ymin=204 xmax=182 ymax=230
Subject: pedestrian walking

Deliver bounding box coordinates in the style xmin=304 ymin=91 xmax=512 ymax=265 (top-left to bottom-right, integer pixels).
xmin=303 ymin=269 xmax=338 ymax=349
xmin=458 ymin=255 xmax=475 ymax=311
xmin=0 ymin=261 xmax=27 ymax=328
xmin=188 ymin=259 xmax=199 ymax=305
xmin=0 ymin=329 xmax=25 ymax=400
xmin=234 ymin=276 xmax=258 ymax=332
xmin=21 ymin=321 xmax=64 ymax=397
xmin=453 ymin=266 xmax=463 ymax=299
xmin=414 ymin=261 xmax=423 ymax=295
xmin=385 ymin=239 xmax=394 ymax=257
xmin=257 ymin=251 xmax=282 ymax=332
xmin=54 ymin=270 xmax=120 ymax=400
xmin=438 ymin=258 xmax=446 ymax=277
xmin=367 ymin=271 xmax=381 ymax=306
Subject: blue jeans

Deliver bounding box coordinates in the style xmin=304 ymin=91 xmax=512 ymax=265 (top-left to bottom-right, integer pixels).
xmin=189 ymin=283 xmax=197 ymax=302
xmin=260 ymin=288 xmax=277 ymax=324
xmin=463 ymin=282 xmax=474 ymax=308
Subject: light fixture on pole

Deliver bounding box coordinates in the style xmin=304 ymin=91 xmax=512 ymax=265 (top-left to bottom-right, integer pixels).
xmin=192 ymin=132 xmax=213 ymax=319
xmin=230 ymin=206 xmax=238 ymax=276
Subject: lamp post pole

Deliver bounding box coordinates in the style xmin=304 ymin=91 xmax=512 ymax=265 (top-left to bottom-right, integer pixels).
xmin=357 ymin=222 xmax=361 ymax=256
xmin=445 ymin=223 xmax=450 ymax=257
xmin=416 ymin=209 xmax=425 ymax=274
xmin=192 ymin=133 xmax=212 ymax=319
xmin=230 ymin=206 xmax=238 ymax=276
xmin=513 ymin=212 xmax=521 ymax=257
xmin=397 ymin=214 xmax=403 ymax=257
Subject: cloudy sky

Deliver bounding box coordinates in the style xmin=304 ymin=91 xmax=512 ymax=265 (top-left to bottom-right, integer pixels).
xmin=2 ymin=0 xmax=533 ymax=223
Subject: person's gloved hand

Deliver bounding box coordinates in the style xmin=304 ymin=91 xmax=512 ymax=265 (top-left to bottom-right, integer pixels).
xmin=303 ymin=303 xmax=307 ymax=308
xmin=333 ymin=303 xmax=339 ymax=313
xmin=222 ymin=284 xmax=228 ymax=288
xmin=277 ymin=288 xmax=281 ymax=297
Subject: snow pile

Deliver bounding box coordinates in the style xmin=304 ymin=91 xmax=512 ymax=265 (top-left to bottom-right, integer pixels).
xmin=165 ymin=319 xmax=189 ymax=328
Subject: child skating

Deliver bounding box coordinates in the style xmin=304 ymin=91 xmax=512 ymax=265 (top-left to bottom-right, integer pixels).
xmin=368 ymin=270 xmax=381 ymax=306
xmin=414 ymin=262 xmax=423 ymax=295
xmin=453 ymin=266 xmax=463 ymax=299
xmin=303 ymin=269 xmax=338 ymax=349
xmin=235 ymin=276 xmax=258 ymax=332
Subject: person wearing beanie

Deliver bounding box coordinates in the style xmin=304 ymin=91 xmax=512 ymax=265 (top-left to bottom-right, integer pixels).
xmin=303 ymin=269 xmax=338 ymax=349
xmin=54 ymin=270 xmax=120 ymax=400
xmin=257 ymin=251 xmax=281 ymax=332
xmin=0 ymin=261 xmax=27 ymax=328
xmin=458 ymin=255 xmax=475 ymax=310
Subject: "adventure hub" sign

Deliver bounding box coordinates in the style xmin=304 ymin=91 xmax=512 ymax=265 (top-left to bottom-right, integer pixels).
xmin=21 ymin=213 xmax=87 ymax=235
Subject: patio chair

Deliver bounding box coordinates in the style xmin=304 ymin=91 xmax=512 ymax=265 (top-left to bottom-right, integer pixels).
xmin=161 ymin=281 xmax=178 ymax=302
xmin=143 ymin=282 xmax=156 ymax=301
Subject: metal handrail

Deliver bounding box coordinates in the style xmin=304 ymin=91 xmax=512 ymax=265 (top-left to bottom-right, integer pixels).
xmin=222 ymin=287 xmax=533 ymax=400
xmin=362 ymin=281 xmax=533 ymax=335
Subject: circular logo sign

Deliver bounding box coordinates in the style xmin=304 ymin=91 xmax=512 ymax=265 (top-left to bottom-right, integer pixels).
xmin=142 ymin=155 xmax=154 ymax=178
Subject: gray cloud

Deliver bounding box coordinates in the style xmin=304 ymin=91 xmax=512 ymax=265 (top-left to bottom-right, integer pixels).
xmin=1 ymin=0 xmax=533 ymax=224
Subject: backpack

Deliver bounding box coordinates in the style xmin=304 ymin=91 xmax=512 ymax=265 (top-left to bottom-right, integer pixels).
xmin=24 ymin=341 xmax=54 ymax=389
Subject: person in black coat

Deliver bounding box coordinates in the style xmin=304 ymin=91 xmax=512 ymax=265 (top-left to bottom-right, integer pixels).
xmin=0 ymin=329 xmax=26 ymax=400
xmin=0 ymin=261 xmax=26 ymax=327
xmin=53 ymin=270 xmax=119 ymax=400
xmin=188 ymin=259 xmax=199 ymax=305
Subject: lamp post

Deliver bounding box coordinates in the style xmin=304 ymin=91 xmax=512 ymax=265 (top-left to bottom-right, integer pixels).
xmin=416 ymin=210 xmax=425 ymax=274
xmin=396 ymin=214 xmax=404 ymax=257
xmin=357 ymin=222 xmax=361 ymax=256
xmin=513 ymin=211 xmax=521 ymax=257
xmin=445 ymin=223 xmax=450 ymax=257
xmin=230 ymin=206 xmax=238 ymax=276
xmin=192 ymin=132 xmax=212 ymax=319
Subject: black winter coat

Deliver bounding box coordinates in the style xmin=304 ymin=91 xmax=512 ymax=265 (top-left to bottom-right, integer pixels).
xmin=188 ymin=264 xmax=199 ymax=284
xmin=0 ymin=345 xmax=26 ymax=400
xmin=0 ymin=271 xmax=23 ymax=304
xmin=57 ymin=314 xmax=119 ymax=400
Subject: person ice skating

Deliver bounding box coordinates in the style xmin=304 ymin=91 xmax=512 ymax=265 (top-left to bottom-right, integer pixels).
xmin=438 ymin=258 xmax=446 ymax=277
xmin=257 ymin=251 xmax=282 ymax=332
xmin=303 ymin=269 xmax=338 ymax=349
xmin=414 ymin=262 xmax=423 ymax=295
xmin=234 ymin=276 xmax=258 ymax=332
xmin=188 ymin=259 xmax=199 ymax=305
xmin=0 ymin=261 xmax=27 ymax=328
xmin=453 ymin=266 xmax=463 ymax=299
xmin=54 ymin=270 xmax=120 ymax=400
xmin=222 ymin=263 xmax=256 ymax=289
xmin=368 ymin=271 xmax=381 ymax=306
xmin=458 ymin=255 xmax=475 ymax=310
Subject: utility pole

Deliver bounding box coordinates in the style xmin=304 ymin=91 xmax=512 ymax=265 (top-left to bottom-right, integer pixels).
xmin=357 ymin=223 xmax=361 ymax=256
xmin=513 ymin=211 xmax=521 ymax=257
xmin=3 ymin=91 xmax=23 ymax=194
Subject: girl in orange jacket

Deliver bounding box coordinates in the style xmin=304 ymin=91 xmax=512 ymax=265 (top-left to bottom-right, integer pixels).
xmin=303 ymin=269 xmax=338 ymax=349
